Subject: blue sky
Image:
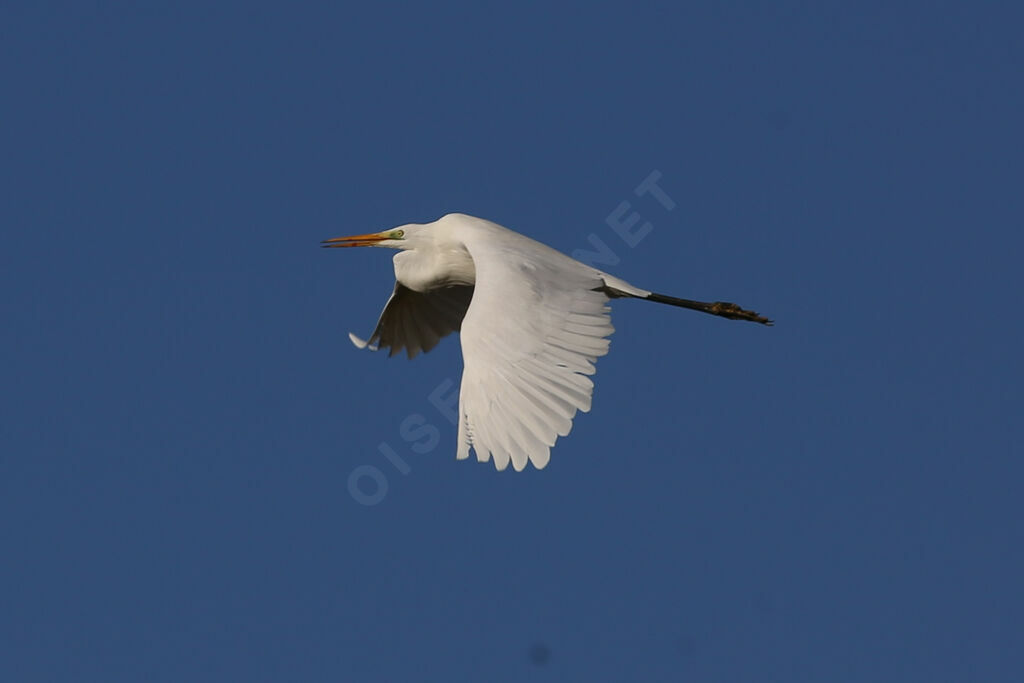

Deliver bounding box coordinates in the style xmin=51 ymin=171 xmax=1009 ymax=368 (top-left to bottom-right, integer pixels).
xmin=2 ymin=2 xmax=1023 ymax=680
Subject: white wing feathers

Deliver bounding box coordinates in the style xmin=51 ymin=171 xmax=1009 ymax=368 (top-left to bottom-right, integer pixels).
xmin=349 ymin=283 xmax=473 ymax=359
xmin=348 ymin=215 xmax=619 ymax=471
xmin=455 ymin=234 xmax=615 ymax=471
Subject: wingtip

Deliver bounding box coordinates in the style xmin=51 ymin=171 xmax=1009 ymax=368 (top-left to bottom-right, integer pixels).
xmin=348 ymin=332 xmax=378 ymax=351
xmin=348 ymin=332 xmax=367 ymax=348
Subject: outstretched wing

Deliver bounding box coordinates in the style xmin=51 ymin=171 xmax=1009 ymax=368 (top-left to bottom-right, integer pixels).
xmin=350 ymin=282 xmax=474 ymax=359
xmin=455 ymin=232 xmax=615 ymax=471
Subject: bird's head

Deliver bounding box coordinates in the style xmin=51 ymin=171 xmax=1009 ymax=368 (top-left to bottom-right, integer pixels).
xmin=321 ymin=223 xmax=429 ymax=251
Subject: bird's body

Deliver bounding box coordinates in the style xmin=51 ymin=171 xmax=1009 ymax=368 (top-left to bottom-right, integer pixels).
xmin=324 ymin=213 xmax=770 ymax=472
xmin=392 ymin=216 xmax=644 ymax=296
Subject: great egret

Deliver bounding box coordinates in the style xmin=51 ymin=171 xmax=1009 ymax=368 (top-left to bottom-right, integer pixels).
xmin=324 ymin=213 xmax=770 ymax=472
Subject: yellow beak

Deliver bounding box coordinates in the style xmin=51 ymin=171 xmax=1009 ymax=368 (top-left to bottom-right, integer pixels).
xmin=321 ymin=231 xmax=390 ymax=248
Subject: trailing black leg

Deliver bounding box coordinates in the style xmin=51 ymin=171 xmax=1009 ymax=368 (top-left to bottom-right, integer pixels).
xmin=597 ymin=285 xmax=773 ymax=325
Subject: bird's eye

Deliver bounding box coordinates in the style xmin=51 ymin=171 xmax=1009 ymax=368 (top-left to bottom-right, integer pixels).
xmin=391 ymin=230 xmax=405 ymax=239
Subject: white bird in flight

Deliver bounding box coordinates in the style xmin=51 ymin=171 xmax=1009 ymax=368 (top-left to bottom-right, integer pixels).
xmin=324 ymin=213 xmax=771 ymax=472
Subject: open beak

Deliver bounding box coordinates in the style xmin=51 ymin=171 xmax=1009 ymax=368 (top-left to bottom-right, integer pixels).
xmin=321 ymin=231 xmax=390 ymax=248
